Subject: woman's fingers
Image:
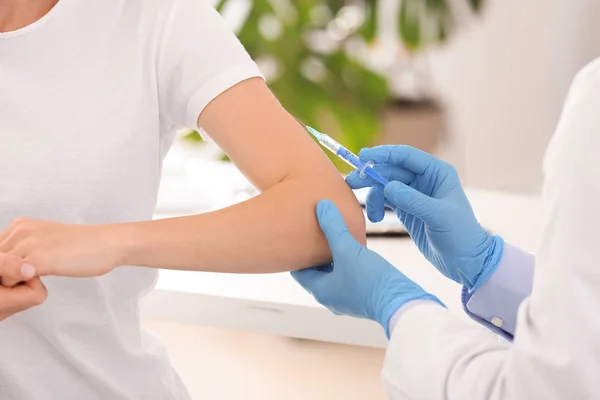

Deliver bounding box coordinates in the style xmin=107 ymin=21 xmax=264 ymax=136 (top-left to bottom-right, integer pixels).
xmin=0 ymin=277 xmax=47 ymax=320
xmin=0 ymin=220 xmax=27 ymax=286
xmin=0 ymin=253 xmax=36 ymax=287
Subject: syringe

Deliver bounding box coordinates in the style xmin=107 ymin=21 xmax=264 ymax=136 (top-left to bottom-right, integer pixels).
xmin=305 ymin=125 xmax=389 ymax=186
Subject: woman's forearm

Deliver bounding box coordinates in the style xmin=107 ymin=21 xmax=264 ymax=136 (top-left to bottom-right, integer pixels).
xmin=120 ymin=174 xmax=365 ymax=273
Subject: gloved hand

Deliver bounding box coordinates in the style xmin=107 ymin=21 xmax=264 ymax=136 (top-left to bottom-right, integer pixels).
xmin=292 ymin=200 xmax=443 ymax=337
xmin=346 ymin=145 xmax=504 ymax=291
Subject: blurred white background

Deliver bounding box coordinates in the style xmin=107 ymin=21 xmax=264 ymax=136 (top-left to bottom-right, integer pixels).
xmin=426 ymin=0 xmax=600 ymax=192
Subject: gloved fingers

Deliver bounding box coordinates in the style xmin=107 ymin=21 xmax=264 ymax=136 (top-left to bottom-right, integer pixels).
xmin=359 ymin=146 xmax=438 ymax=175
xmin=316 ymin=200 xmax=358 ymax=250
xmin=346 ymin=165 xmax=415 ymax=189
xmin=384 ymin=181 xmax=442 ymax=226
xmin=345 ymin=170 xmax=375 ymax=189
xmin=315 ymin=263 xmax=334 ymax=273
xmin=290 ymin=268 xmax=327 ymax=293
xmin=365 ymin=186 xmax=385 ymax=223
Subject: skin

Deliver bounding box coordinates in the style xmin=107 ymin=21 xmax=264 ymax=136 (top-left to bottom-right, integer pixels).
xmin=0 ymin=255 xmax=46 ymax=321
xmin=0 ymin=4 xmax=366 ymax=316
xmin=0 ymin=0 xmax=58 ymax=32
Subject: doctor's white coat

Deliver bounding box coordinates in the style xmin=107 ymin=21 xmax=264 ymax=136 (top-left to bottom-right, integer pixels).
xmin=381 ymin=59 xmax=600 ymax=400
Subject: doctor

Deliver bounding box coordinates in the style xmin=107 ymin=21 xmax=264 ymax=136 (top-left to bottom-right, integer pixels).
xmin=293 ymin=58 xmax=600 ymax=399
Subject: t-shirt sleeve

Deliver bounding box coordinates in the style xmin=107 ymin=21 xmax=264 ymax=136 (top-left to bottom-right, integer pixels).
xmin=157 ymin=0 xmax=263 ymax=130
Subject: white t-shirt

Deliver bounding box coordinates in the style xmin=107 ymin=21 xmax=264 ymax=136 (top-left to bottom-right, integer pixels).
xmin=0 ymin=0 xmax=261 ymax=398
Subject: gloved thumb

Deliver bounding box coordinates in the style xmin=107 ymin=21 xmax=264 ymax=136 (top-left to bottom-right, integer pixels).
xmin=291 ymin=268 xmax=326 ymax=293
xmin=316 ymin=200 xmax=357 ymax=251
xmin=384 ymin=181 xmax=440 ymax=224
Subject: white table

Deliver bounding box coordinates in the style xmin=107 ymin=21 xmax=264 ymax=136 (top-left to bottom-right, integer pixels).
xmin=140 ymin=189 xmax=543 ymax=348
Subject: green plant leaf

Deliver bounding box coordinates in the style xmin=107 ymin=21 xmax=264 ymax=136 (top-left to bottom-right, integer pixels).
xmin=399 ymin=0 xmax=421 ymax=51
xmin=220 ymin=153 xmax=231 ymax=162
xmin=469 ymin=0 xmax=485 ymax=13
xmin=214 ymin=0 xmax=228 ymax=13
xmin=360 ymin=0 xmax=377 ymax=43
xmin=425 ymin=0 xmax=446 ymax=11
xmin=438 ymin=16 xmax=447 ymax=42
xmin=325 ymin=0 xmax=345 ymax=14
xmin=184 ymin=131 xmax=203 ymax=142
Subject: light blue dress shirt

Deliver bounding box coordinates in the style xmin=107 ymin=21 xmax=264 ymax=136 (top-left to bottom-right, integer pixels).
xmin=390 ymin=243 xmax=535 ymax=340
xmin=462 ymin=243 xmax=534 ymax=340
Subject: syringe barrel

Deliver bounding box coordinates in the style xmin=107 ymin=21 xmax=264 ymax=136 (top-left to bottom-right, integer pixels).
xmin=319 ymin=134 xmax=366 ymax=170
xmin=335 ymin=146 xmax=364 ymax=170
xmin=319 ymin=134 xmax=365 ymax=171
xmin=316 ymin=131 xmax=388 ymax=185
xmin=318 ymin=134 xmax=342 ymax=153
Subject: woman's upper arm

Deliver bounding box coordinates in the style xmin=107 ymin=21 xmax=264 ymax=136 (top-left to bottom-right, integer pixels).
xmin=198 ymin=78 xmax=339 ymax=190
xmin=155 ymin=0 xmax=345 ymax=193
xmin=197 ymin=78 xmax=366 ymax=242
xmin=153 ymin=0 xmax=364 ymax=244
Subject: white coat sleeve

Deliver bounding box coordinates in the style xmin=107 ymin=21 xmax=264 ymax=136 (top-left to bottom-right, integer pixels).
xmin=381 ymin=59 xmax=600 ymax=400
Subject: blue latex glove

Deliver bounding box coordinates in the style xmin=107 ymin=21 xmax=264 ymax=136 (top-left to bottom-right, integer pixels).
xmin=291 ymin=200 xmax=443 ymax=337
xmin=346 ymin=145 xmax=504 ymax=291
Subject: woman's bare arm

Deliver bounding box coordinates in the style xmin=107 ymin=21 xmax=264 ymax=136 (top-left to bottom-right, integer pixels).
xmin=121 ymin=78 xmax=366 ymax=273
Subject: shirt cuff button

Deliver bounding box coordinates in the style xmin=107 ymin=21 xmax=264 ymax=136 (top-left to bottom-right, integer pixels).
xmin=491 ymin=316 xmax=504 ymax=327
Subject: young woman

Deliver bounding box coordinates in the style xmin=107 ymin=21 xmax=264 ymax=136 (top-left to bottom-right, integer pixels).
xmin=0 ymin=1 xmax=365 ymax=398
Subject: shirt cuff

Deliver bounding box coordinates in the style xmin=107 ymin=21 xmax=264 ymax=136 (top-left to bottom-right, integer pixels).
xmin=462 ymin=243 xmax=535 ymax=340
xmin=388 ymin=300 xmax=444 ymax=336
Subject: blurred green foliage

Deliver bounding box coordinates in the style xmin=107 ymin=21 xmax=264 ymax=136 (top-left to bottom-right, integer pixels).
xmin=394 ymin=0 xmax=485 ymax=50
xmin=230 ymin=0 xmax=389 ymax=170
xmin=192 ymin=0 xmax=484 ymax=170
